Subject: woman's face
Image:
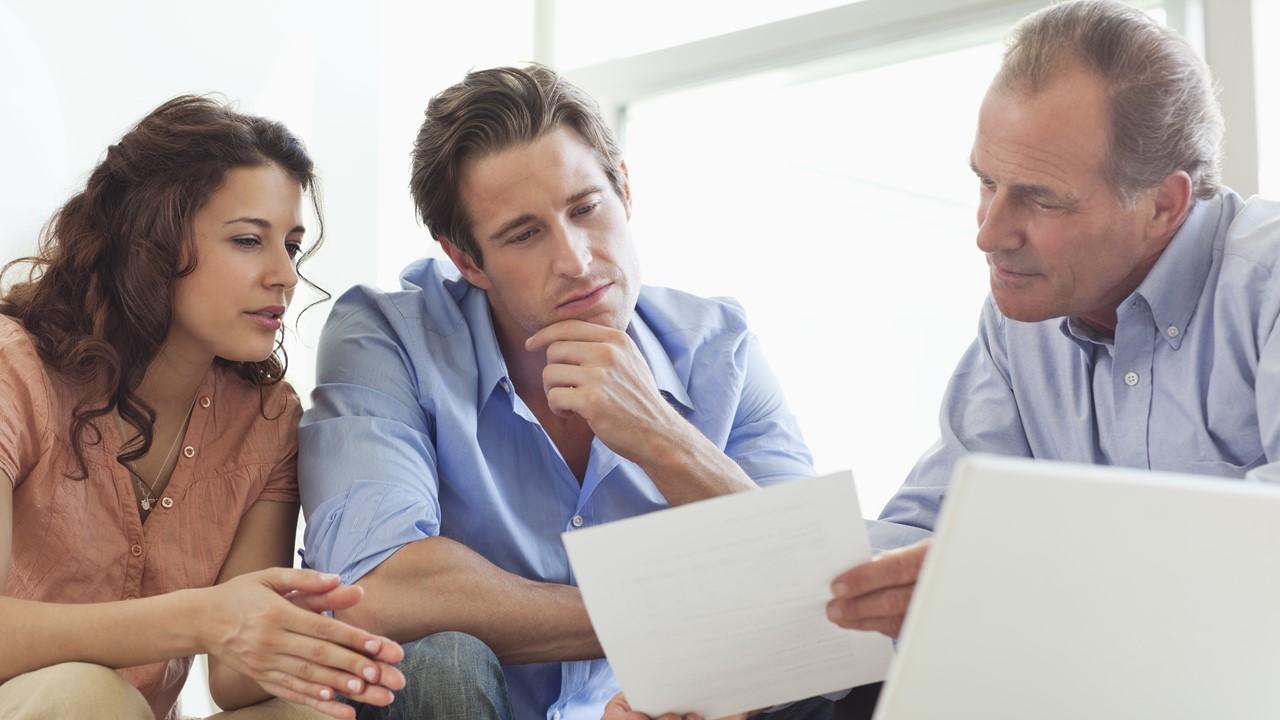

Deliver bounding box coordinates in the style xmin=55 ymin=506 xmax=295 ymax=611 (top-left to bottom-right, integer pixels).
xmin=168 ymin=163 xmax=305 ymax=365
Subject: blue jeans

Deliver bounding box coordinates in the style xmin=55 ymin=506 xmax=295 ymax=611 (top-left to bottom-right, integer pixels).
xmin=758 ymin=697 xmax=835 ymax=720
xmin=348 ymin=631 xmax=513 ymax=720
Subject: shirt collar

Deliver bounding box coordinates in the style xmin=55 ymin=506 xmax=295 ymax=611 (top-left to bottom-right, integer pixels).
xmin=627 ymin=310 xmax=696 ymax=413
xmin=459 ymin=281 xmax=696 ymax=413
xmin=1057 ymin=192 xmax=1224 ymax=352
xmin=1129 ymin=192 xmax=1223 ymax=350
xmin=456 ymin=281 xmax=511 ymax=408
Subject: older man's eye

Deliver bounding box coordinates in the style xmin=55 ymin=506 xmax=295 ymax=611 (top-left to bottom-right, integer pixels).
xmin=572 ymin=201 xmax=601 ymax=217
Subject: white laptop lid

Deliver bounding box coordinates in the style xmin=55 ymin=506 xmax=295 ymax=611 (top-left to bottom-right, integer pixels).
xmin=873 ymin=454 xmax=1280 ymax=720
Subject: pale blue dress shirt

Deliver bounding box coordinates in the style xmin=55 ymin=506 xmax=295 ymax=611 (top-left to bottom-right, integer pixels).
xmin=298 ymin=258 xmax=814 ymax=720
xmin=871 ymin=189 xmax=1280 ymax=552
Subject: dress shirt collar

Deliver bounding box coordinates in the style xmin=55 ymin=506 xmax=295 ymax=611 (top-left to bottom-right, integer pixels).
xmin=1058 ymin=191 xmax=1224 ymax=351
xmin=1130 ymin=191 xmax=1223 ymax=350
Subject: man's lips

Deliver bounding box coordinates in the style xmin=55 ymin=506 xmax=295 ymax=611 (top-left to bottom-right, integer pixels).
xmin=556 ymin=283 xmax=612 ymax=309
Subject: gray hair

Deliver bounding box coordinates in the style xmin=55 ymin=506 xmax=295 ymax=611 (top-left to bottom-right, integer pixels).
xmin=996 ymin=0 xmax=1223 ymax=201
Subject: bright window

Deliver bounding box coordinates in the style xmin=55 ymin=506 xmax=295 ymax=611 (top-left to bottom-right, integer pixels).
xmin=624 ymin=41 xmax=1004 ymax=515
xmin=1257 ymin=0 xmax=1280 ymax=197
xmin=553 ymin=0 xmax=859 ymax=68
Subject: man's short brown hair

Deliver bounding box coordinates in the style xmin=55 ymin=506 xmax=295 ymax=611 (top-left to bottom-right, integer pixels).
xmin=410 ymin=64 xmax=626 ymax=266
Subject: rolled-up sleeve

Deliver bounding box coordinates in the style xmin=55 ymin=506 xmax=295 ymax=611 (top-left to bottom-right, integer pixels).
xmin=724 ymin=332 xmax=816 ymax=485
xmin=299 ymin=290 xmax=442 ymax=586
xmin=870 ymin=297 xmax=1033 ymax=552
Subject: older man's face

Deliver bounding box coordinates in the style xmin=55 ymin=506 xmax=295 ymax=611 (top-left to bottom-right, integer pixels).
xmin=970 ymin=63 xmax=1167 ymax=330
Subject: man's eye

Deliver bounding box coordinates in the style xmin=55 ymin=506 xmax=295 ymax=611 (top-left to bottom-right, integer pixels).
xmin=572 ymin=201 xmax=600 ymax=217
xmin=978 ymin=177 xmax=996 ymax=190
xmin=510 ymin=228 xmax=537 ymax=244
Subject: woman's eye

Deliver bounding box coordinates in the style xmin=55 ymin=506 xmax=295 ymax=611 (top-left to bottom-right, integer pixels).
xmin=234 ymin=236 xmax=261 ymax=248
xmin=286 ymin=243 xmax=302 ymax=259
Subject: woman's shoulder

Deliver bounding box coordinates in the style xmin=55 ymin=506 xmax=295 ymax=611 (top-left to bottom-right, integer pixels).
xmin=0 ymin=315 xmax=56 ymax=396
xmin=0 ymin=315 xmax=42 ymax=364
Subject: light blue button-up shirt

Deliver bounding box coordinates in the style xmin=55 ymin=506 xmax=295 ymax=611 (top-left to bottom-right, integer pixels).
xmin=298 ymin=258 xmax=814 ymax=720
xmin=871 ymin=190 xmax=1280 ymax=552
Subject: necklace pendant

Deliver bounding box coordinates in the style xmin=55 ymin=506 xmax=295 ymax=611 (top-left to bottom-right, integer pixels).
xmin=141 ymin=497 xmax=152 ymax=511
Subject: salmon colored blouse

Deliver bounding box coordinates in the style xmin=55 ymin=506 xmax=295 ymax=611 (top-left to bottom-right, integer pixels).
xmin=0 ymin=316 xmax=301 ymax=719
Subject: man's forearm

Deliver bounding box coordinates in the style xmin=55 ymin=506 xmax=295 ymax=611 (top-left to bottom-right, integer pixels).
xmin=336 ymin=536 xmax=602 ymax=665
xmin=638 ymin=421 xmax=759 ymax=506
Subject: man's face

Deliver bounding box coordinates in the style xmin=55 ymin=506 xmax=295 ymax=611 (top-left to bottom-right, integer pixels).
xmin=449 ymin=125 xmax=640 ymax=345
xmin=971 ymin=64 xmax=1165 ymax=327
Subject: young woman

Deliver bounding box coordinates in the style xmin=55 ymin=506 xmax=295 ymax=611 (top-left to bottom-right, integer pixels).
xmin=0 ymin=96 xmax=405 ymax=720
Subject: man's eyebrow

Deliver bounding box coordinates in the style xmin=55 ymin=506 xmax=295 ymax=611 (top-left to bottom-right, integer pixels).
xmin=968 ymin=161 xmax=1077 ymax=206
xmin=224 ymin=217 xmax=307 ymax=234
xmin=488 ymin=214 xmax=537 ymax=243
xmin=566 ymin=186 xmax=604 ymax=205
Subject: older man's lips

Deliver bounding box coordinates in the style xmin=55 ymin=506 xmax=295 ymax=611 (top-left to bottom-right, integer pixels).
xmin=991 ymin=264 xmax=1039 ymax=288
xmin=557 ymin=283 xmax=612 ymax=312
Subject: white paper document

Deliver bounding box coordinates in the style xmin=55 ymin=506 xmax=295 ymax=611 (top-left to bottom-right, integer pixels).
xmin=562 ymin=471 xmax=893 ymax=719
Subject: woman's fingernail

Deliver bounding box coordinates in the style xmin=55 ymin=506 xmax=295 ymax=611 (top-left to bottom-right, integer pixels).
xmin=363 ymin=666 xmax=377 ymax=681
xmin=320 ymin=688 xmax=332 ymax=700
xmin=828 ymin=603 xmax=843 ymax=620
xmin=347 ymin=678 xmax=362 ymax=692
xmin=365 ymin=639 xmax=381 ymax=654
xmin=833 ymin=582 xmax=849 ymax=597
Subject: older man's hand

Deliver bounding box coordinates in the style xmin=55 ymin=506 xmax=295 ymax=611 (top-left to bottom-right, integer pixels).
xmin=826 ymin=539 xmax=930 ymax=639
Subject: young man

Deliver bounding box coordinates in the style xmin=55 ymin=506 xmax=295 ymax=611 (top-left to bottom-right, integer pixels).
xmin=299 ymin=66 xmax=830 ymax=720
xmin=828 ymin=0 xmax=1280 ymax=641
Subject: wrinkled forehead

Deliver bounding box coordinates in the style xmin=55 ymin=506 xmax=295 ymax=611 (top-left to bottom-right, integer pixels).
xmin=973 ymin=67 xmax=1112 ymax=189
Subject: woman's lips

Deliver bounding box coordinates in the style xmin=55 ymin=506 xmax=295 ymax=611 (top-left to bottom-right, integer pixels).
xmin=244 ymin=310 xmax=283 ymax=331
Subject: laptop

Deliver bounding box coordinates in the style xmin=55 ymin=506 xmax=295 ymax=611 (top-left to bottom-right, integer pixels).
xmin=872 ymin=454 xmax=1280 ymax=720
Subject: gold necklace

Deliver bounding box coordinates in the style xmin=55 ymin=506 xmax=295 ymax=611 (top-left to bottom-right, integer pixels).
xmin=116 ymin=394 xmax=198 ymax=513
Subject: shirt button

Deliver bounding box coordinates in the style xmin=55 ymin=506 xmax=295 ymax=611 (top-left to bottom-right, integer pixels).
xmin=499 ymin=378 xmax=511 ymax=393
xmin=130 ymin=543 xmax=144 ymax=557
xmin=160 ymin=496 xmax=174 ymax=509
xmin=199 ymin=396 xmax=212 ymax=408
xmin=1124 ymin=371 xmax=1140 ymax=386
xmin=183 ymin=446 xmax=195 ymax=458
xmin=570 ymin=515 xmax=585 ymax=528
xmin=552 ymin=710 xmax=562 ymax=720
xmin=1166 ymin=325 xmax=1180 ymax=338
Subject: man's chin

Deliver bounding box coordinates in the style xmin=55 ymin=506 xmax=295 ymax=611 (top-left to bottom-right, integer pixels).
xmin=991 ymin=292 xmax=1059 ymax=324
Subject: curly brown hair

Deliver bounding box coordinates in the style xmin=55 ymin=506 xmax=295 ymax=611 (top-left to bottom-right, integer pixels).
xmin=0 ymin=95 xmax=326 ymax=478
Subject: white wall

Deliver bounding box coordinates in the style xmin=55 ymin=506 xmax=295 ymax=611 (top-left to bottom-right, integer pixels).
xmin=0 ymin=0 xmax=533 ymax=403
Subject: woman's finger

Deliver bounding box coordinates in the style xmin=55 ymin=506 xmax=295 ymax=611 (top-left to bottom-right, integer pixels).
xmin=257 ymin=679 xmax=355 ymax=720
xmin=279 ymin=602 xmax=398 ymax=669
xmin=277 ymin=631 xmax=406 ymax=691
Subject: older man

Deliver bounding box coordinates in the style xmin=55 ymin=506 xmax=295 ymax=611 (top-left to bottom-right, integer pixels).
xmin=828 ymin=0 xmax=1280 ymax=639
